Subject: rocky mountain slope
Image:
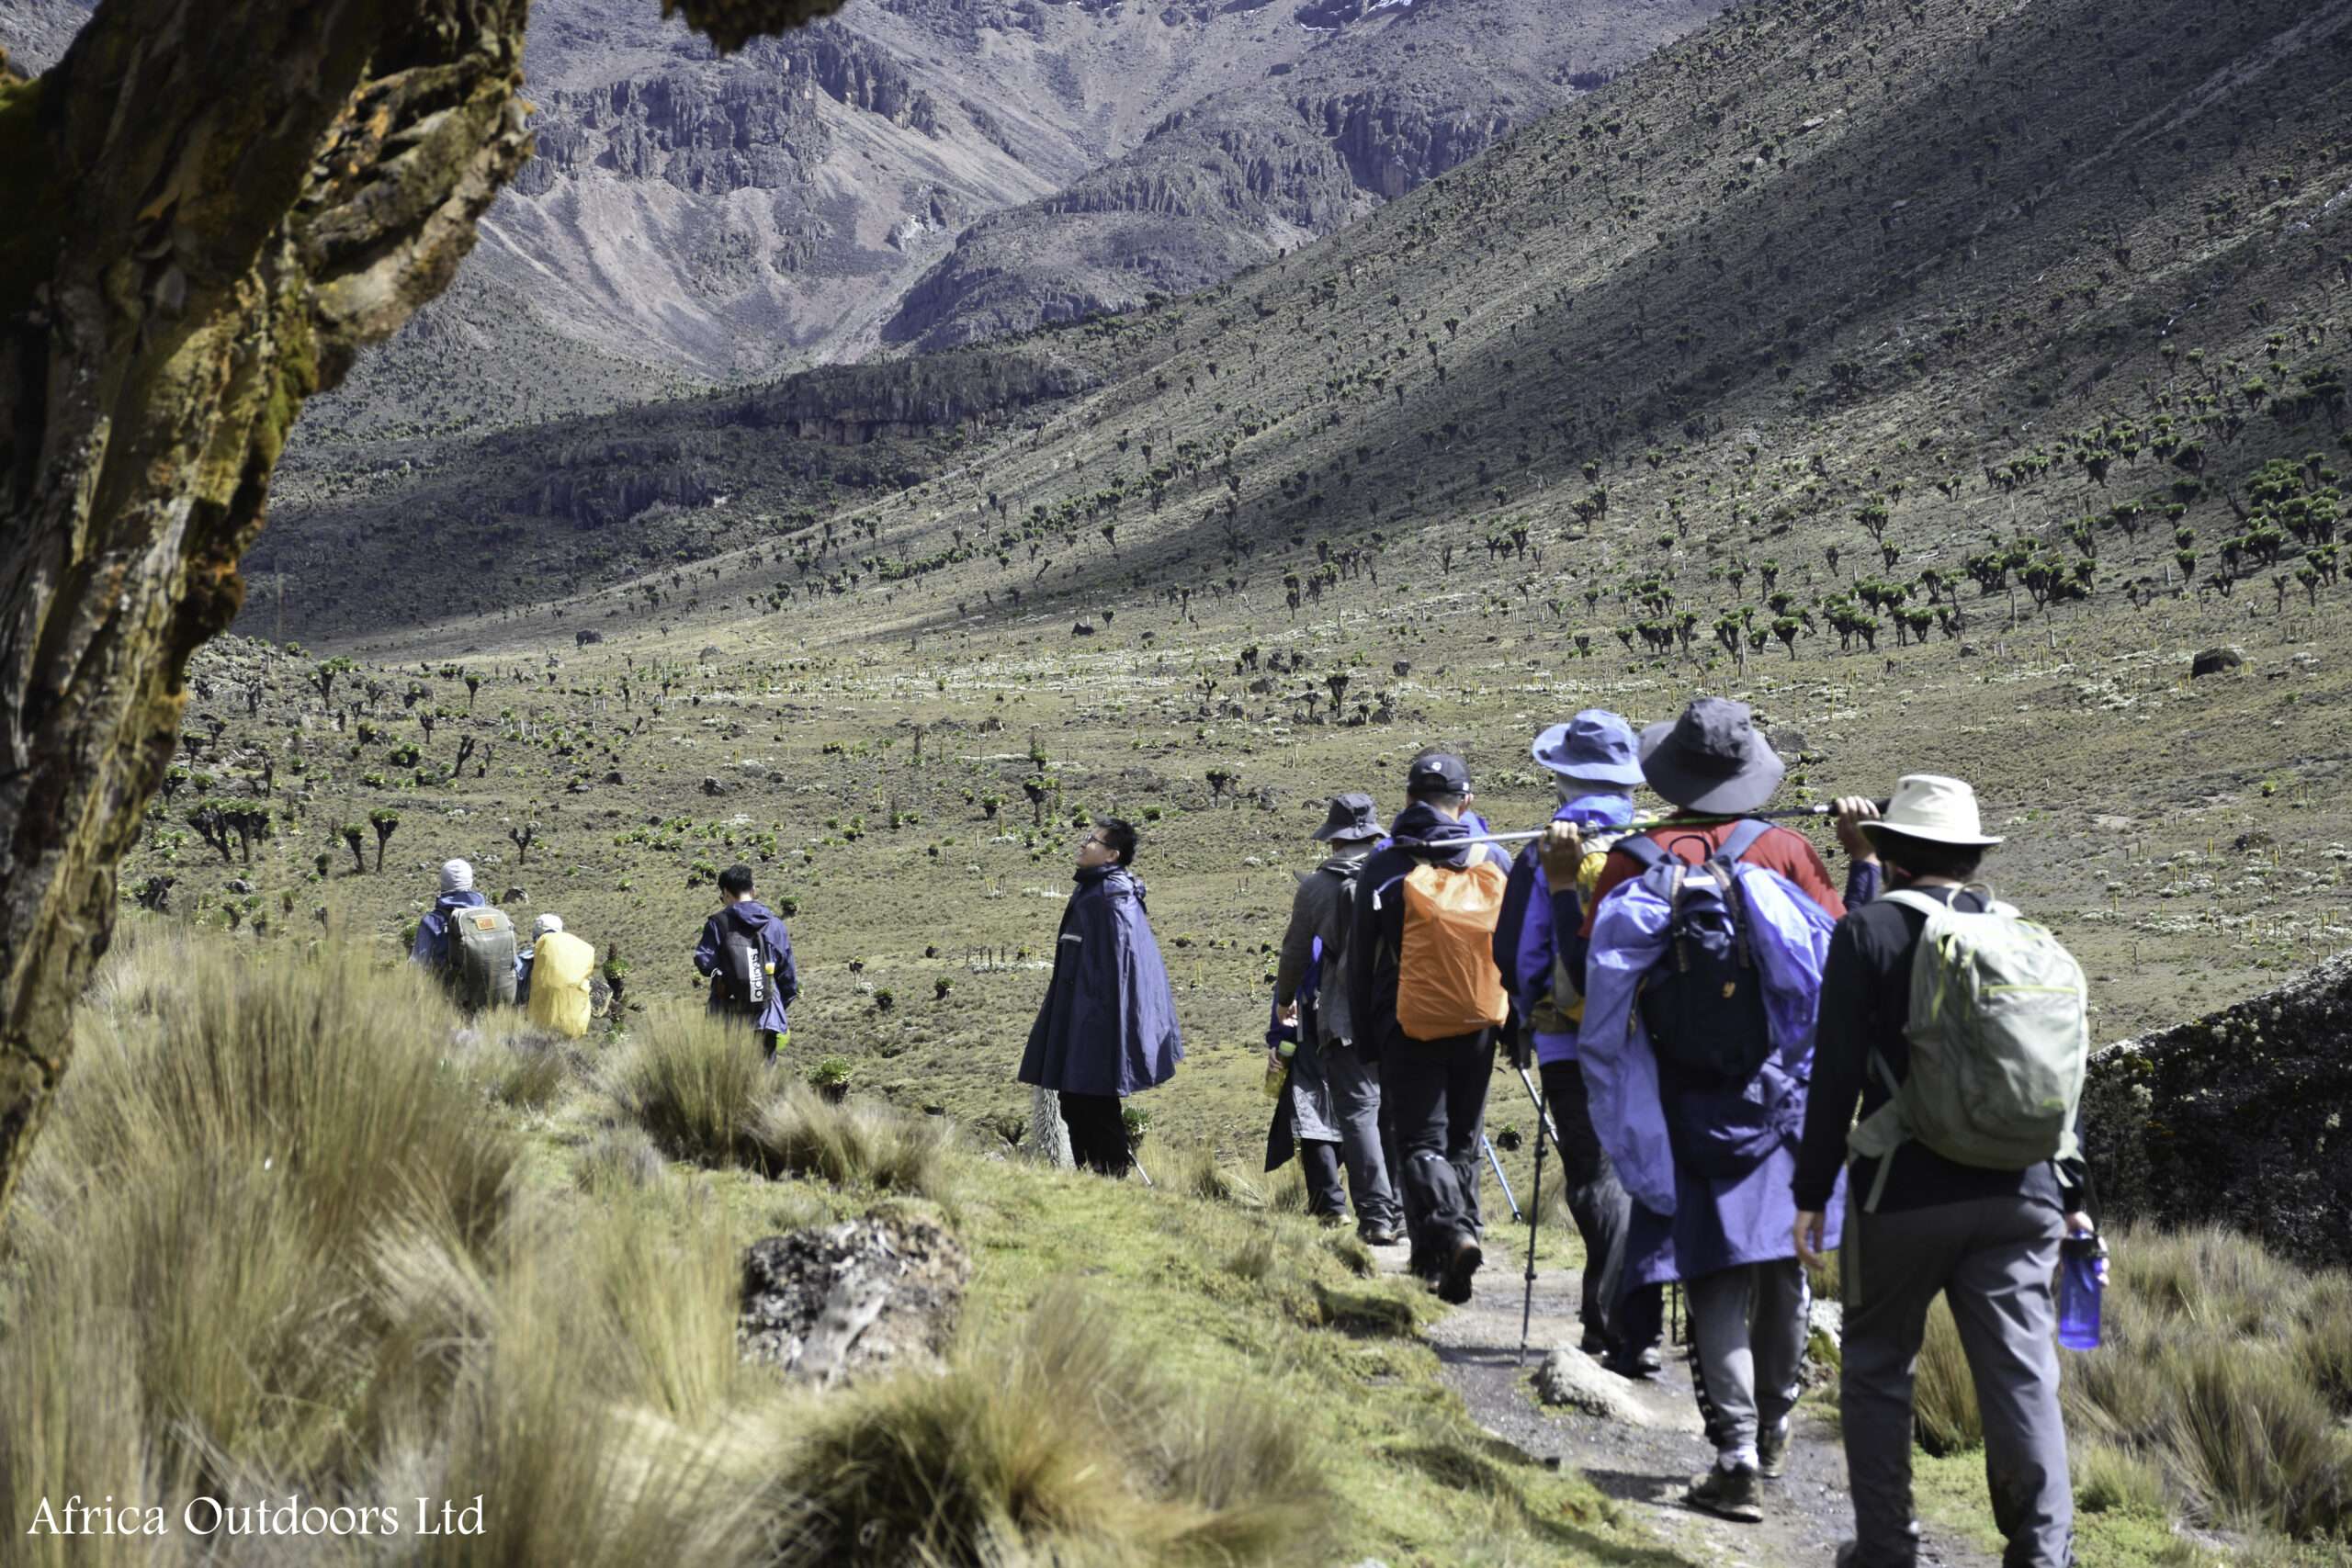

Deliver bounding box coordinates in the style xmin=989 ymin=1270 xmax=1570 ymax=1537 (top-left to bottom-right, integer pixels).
xmin=240 ymin=0 xmax=1724 ymax=442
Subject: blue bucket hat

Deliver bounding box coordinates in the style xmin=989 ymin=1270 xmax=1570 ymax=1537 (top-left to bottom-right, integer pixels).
xmin=1531 ymin=710 xmax=1645 ymax=786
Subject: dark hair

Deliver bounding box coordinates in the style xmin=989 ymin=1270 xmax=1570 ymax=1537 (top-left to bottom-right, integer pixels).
xmin=718 ymin=863 xmax=756 ymax=897
xmin=1095 ymin=818 xmax=1139 ymax=867
xmin=1873 ymin=829 xmax=1986 ymax=885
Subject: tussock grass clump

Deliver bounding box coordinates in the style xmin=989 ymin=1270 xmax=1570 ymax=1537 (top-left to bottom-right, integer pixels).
xmin=750 ymin=1082 xmax=952 ymax=1200
xmin=576 ymin=1122 xmax=671 ymax=1193
xmin=610 ymin=1004 xmax=775 ymax=1165
xmin=1907 ymin=1224 xmax=2352 ymax=1544
xmin=775 ymin=1284 xmax=1330 ymax=1565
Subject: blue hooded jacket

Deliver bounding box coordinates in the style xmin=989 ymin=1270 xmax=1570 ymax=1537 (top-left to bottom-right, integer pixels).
xmin=694 ymin=899 xmax=798 ymax=1034
xmin=411 ymin=889 xmax=487 ymax=967
xmin=1018 ymin=863 xmax=1183 ymax=1097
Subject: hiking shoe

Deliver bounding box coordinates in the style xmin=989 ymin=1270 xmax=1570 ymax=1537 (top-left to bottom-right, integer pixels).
xmin=1684 ymin=1462 xmax=1764 ymax=1523
xmin=1436 ymin=1235 xmax=1483 ymax=1304
xmin=1359 ymin=1224 xmax=1405 ymax=1247
xmin=1757 ymin=1416 xmax=1792 ymax=1479
xmin=1602 ymin=1345 xmax=1664 ymax=1380
xmin=1578 ymin=1327 xmax=1611 ymax=1356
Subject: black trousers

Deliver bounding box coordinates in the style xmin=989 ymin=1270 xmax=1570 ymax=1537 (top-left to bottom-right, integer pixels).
xmin=1300 ymin=1141 xmax=1347 ymax=1216
xmin=1539 ymin=1058 xmax=1661 ymax=1353
xmin=1058 ymin=1092 xmax=1129 ymax=1176
xmin=1382 ymin=1030 xmax=1494 ymax=1267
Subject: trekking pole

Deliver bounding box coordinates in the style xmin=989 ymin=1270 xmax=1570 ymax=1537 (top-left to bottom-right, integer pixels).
xmin=1482 ymin=1134 xmax=1523 ymax=1224
xmin=1520 ymin=1071 xmax=1548 ymax=1363
xmin=1515 ymin=1065 xmax=1566 ymax=1160
xmin=1128 ymin=1152 xmax=1154 ymax=1188
xmin=1450 ymin=798 xmax=1892 ymax=850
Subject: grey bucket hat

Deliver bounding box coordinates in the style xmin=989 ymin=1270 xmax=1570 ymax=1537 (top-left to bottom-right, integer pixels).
xmin=1637 ymin=697 xmax=1786 ymax=815
xmin=1312 ymin=792 xmax=1384 ymax=842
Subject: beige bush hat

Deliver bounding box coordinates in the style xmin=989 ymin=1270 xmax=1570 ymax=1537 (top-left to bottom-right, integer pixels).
xmin=1860 ymin=773 xmax=2004 ymax=848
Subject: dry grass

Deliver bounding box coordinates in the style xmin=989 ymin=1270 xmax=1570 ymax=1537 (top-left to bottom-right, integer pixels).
xmin=773 ymin=1282 xmax=1329 ymax=1566
xmin=608 ymin=1003 xmax=775 ymax=1165
xmin=0 ymin=928 xmax=1358 ymax=1568
xmin=1908 ymin=1224 xmax=2352 ymax=1543
xmin=750 ymin=1083 xmax=954 ymax=1201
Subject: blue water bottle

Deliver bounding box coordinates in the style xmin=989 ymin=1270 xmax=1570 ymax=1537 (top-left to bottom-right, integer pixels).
xmin=2057 ymin=1228 xmax=2107 ymax=1350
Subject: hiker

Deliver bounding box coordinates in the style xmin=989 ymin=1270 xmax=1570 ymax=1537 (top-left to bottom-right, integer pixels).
xmin=1794 ymin=776 xmax=2093 ymax=1568
xmin=1017 ymin=818 xmax=1184 ymax=1176
xmin=1564 ymin=697 xmax=1879 ymax=1524
xmin=410 ymin=858 xmax=486 ymax=970
xmin=1271 ymin=792 xmax=1404 ymax=1245
xmin=1494 ymin=710 xmax=1665 ymax=1375
xmin=410 ymin=858 xmax=518 ymax=1010
xmin=519 ymin=913 xmax=598 ymax=1040
xmin=1347 ymin=753 xmax=1514 ymax=1303
xmin=694 ymin=863 xmax=797 ymax=1059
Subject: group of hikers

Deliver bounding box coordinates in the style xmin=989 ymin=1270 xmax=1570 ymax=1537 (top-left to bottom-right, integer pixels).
xmin=1015 ymin=694 xmax=2095 ymax=1568
xmin=410 ymin=859 xmax=800 ymax=1047
xmin=401 ymin=691 xmax=2091 ymax=1565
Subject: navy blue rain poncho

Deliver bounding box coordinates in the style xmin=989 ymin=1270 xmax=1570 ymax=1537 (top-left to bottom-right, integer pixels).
xmin=1018 ymin=864 xmax=1184 ymax=1097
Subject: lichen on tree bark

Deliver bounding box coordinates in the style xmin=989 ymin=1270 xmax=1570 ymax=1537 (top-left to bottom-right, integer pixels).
xmin=0 ymin=0 xmax=840 ymax=1224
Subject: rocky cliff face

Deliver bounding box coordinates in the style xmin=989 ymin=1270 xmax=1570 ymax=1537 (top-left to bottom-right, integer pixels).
xmin=880 ymin=0 xmax=1724 ymax=351
xmin=2084 ymin=954 xmax=2352 ymax=1269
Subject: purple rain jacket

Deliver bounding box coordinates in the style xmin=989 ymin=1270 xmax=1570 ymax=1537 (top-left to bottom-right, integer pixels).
xmin=1491 ymin=792 xmax=1637 ymax=1066
xmin=1578 ymin=861 xmax=1848 ymax=1283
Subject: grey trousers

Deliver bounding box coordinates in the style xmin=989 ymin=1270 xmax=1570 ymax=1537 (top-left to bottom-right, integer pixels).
xmin=1320 ymin=1039 xmax=1401 ymax=1232
xmin=1840 ymin=1192 xmax=2073 ymax=1568
xmin=1686 ymin=1258 xmax=1810 ymax=1470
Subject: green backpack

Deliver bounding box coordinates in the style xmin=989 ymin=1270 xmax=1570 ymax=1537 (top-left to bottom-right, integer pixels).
xmin=1847 ymin=888 xmax=2088 ymax=1212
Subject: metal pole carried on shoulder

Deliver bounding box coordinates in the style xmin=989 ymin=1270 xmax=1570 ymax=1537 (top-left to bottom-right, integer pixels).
xmin=1450 ymin=798 xmax=1890 ymax=851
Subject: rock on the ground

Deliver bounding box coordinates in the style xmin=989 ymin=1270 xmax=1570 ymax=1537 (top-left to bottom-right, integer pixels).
xmin=1532 ymin=1348 xmax=1650 ymax=1423
xmin=1806 ymin=1299 xmax=1844 ymax=1380
xmin=738 ymin=1213 xmax=971 ymax=1387
xmin=2083 ymin=952 xmax=2352 ymax=1269
xmin=2190 ymin=646 xmax=2245 ymax=677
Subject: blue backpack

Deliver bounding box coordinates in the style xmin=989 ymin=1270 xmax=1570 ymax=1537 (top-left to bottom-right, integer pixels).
xmin=1620 ymin=821 xmax=1778 ymax=1086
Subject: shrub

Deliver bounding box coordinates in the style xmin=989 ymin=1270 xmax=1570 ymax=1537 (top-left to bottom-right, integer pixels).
xmin=772 ymin=1284 xmax=1329 ymax=1565
xmin=751 ymin=1083 xmax=951 ymax=1200
xmin=610 ymin=1005 xmax=775 ymax=1166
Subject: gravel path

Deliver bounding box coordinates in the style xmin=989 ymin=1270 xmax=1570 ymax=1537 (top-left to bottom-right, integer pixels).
xmin=1381 ymin=1242 xmax=2001 ymax=1568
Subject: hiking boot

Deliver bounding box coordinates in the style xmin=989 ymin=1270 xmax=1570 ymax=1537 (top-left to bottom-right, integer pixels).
xmin=1359 ymin=1224 xmax=1405 ymax=1247
xmin=1602 ymin=1344 xmax=1664 ymax=1380
xmin=1757 ymin=1416 xmax=1792 ymax=1480
xmin=1684 ymin=1462 xmax=1764 ymax=1524
xmin=1436 ymin=1235 xmax=1483 ymax=1304
xmin=1578 ymin=1327 xmax=1611 ymax=1356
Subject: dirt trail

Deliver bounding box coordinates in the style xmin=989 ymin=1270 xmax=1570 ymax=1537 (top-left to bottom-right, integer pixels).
xmin=1382 ymin=1245 xmax=2000 ymax=1568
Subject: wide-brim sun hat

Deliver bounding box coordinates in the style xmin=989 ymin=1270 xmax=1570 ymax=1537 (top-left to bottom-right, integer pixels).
xmin=1860 ymin=773 xmax=2005 ymax=848
xmin=1636 ymin=696 xmax=1785 ymax=815
xmin=1312 ymin=791 xmax=1384 ymax=842
xmin=1531 ymin=709 xmax=1645 ymax=785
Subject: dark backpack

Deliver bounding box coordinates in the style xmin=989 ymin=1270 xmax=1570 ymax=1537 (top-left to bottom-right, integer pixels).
xmin=712 ymin=922 xmax=769 ymax=1015
xmin=1621 ymin=821 xmax=1777 ymax=1085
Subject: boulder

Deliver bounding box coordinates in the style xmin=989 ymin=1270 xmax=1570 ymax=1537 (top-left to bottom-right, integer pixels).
xmin=1532 ymin=1348 xmax=1648 ymax=1422
xmin=738 ymin=1212 xmax=970 ymax=1387
xmin=2190 ymin=646 xmax=2244 ymax=677
xmin=702 ymin=776 xmax=727 ymax=796
xmin=2083 ymin=953 xmax=2352 ymax=1269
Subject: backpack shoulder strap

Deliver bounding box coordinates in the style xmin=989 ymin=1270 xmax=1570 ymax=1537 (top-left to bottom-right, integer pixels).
xmin=1719 ymin=818 xmax=1773 ymax=863
xmin=1878 ymin=888 xmax=1949 ymax=919
xmin=1618 ymin=833 xmax=1667 ymax=870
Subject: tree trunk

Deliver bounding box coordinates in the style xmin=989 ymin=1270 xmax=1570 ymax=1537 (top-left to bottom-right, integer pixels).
xmin=0 ymin=0 xmax=838 ymax=1224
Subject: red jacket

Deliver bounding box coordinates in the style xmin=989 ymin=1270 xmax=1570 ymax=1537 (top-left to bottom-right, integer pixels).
xmin=1578 ymin=818 xmax=1846 ymax=938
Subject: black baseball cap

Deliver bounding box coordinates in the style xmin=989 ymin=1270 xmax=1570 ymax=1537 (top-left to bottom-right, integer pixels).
xmin=1407 ymin=752 xmax=1473 ymax=795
